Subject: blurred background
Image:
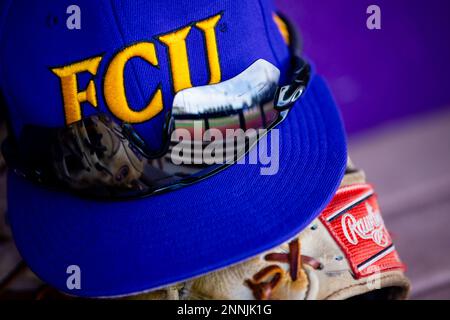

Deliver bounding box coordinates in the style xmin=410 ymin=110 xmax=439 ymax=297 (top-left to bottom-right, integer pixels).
xmin=276 ymin=0 xmax=450 ymax=299
xmin=1 ymin=0 xmax=450 ymax=299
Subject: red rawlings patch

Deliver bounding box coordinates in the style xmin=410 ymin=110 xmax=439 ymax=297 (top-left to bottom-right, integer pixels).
xmin=319 ymin=184 xmax=405 ymax=279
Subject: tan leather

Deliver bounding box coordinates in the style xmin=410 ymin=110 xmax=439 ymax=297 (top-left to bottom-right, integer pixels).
xmin=296 ymin=217 xmax=410 ymax=300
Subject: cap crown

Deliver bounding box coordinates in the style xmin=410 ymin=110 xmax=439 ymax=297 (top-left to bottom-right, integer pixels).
xmin=0 ymin=0 xmax=289 ymax=151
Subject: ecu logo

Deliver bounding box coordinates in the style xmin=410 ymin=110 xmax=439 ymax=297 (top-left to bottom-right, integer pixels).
xmin=51 ymin=13 xmax=223 ymax=125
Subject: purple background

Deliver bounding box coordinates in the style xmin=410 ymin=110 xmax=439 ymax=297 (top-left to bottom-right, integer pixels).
xmin=276 ymin=0 xmax=450 ymax=134
xmin=276 ymin=1 xmax=450 ymax=299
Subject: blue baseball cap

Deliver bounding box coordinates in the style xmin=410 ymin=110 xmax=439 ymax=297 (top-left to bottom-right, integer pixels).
xmin=0 ymin=0 xmax=346 ymax=297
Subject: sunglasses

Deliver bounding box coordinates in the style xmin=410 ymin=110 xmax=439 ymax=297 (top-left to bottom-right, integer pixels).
xmin=1 ymin=16 xmax=311 ymax=200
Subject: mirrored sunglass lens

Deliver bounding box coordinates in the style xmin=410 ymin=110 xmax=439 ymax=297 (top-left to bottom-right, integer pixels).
xmin=169 ymin=59 xmax=280 ymax=167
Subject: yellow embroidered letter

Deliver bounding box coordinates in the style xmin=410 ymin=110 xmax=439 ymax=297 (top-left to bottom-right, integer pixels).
xmin=52 ymin=56 xmax=102 ymax=124
xmin=158 ymin=26 xmax=193 ymax=92
xmin=159 ymin=13 xmax=222 ymax=93
xmin=194 ymin=14 xmax=222 ymax=85
xmin=273 ymin=14 xmax=290 ymax=45
xmin=104 ymin=42 xmax=163 ymax=123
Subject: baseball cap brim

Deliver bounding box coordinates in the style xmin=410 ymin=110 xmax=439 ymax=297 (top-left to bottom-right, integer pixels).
xmin=7 ymin=72 xmax=347 ymax=298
